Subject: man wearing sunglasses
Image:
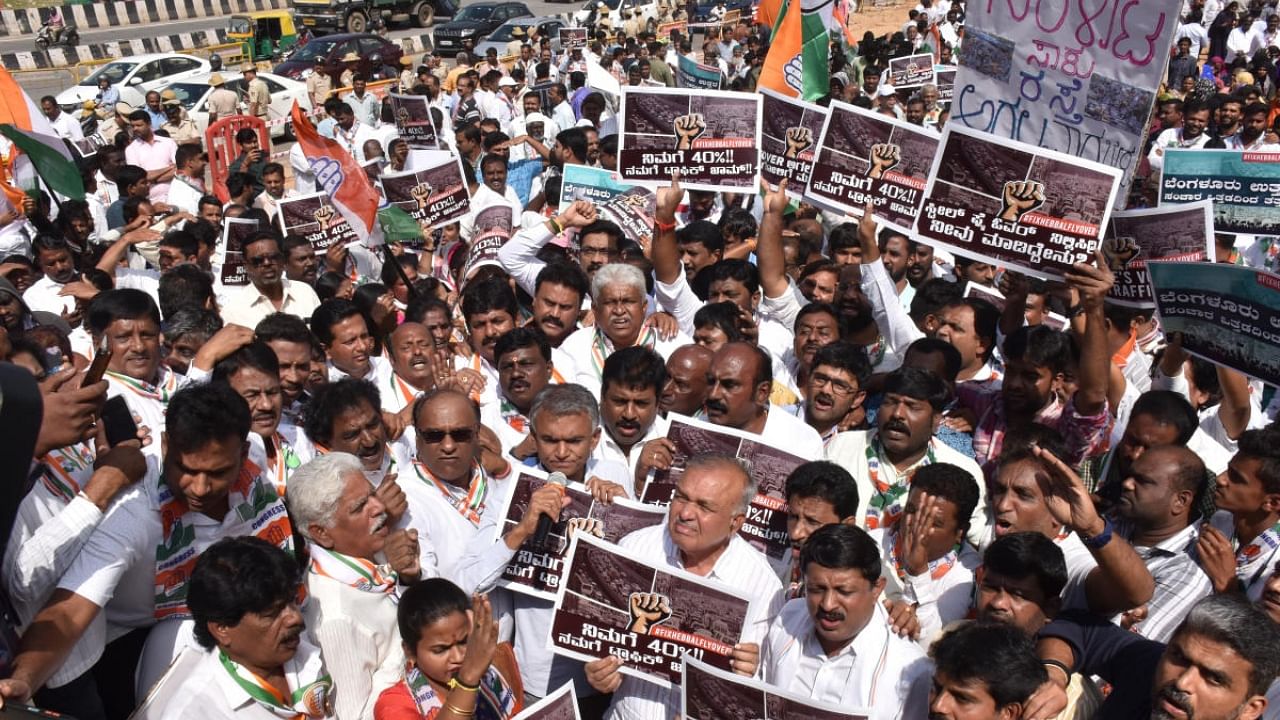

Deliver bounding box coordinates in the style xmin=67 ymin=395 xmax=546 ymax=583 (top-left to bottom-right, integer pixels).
xmin=221 ymin=231 xmax=321 ymax=330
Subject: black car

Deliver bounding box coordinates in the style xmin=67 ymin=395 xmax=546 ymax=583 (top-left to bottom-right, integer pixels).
xmin=273 ymin=33 xmax=404 ymax=83
xmin=433 ymin=2 xmax=533 ymax=53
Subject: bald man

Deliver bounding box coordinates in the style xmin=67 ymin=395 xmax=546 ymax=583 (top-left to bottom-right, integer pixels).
xmin=384 ymin=322 xmax=437 ymax=418
xmin=1111 ymin=444 xmax=1213 ymax=642
xmin=660 ymin=344 xmax=713 ymax=417
xmin=704 ymin=342 xmax=823 ymax=458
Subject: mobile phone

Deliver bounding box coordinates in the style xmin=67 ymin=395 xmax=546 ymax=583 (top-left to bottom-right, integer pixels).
xmin=81 ymin=336 xmax=112 ymax=388
xmin=101 ymin=395 xmax=139 ymax=448
xmin=0 ymin=705 xmax=74 ymax=719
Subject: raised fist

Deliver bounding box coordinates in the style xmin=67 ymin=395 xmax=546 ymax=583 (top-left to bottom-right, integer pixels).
xmin=999 ymin=180 xmax=1046 ymax=222
xmin=867 ymin=143 xmax=901 ymax=179
xmin=396 ymin=107 xmax=410 ymax=125
xmin=410 ymin=182 xmax=433 ymax=209
xmin=313 ymin=204 xmax=336 ymax=230
xmin=673 ymin=113 xmax=706 ymax=151
xmin=627 ymin=592 xmax=672 ymax=634
xmin=567 ymin=516 xmax=605 ymax=541
xmin=784 ymin=127 xmax=813 ymax=159
xmin=1103 ymin=234 xmax=1140 ymax=270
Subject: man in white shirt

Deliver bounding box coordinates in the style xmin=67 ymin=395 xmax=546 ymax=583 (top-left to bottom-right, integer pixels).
xmin=762 ymin=523 xmax=931 ymax=720
xmin=584 ymin=455 xmax=784 ymax=720
xmin=549 ymin=84 xmax=577 ymax=136
xmin=289 ymin=452 xmax=420 ymax=720
xmin=1147 ymin=100 xmax=1211 ymax=175
xmin=595 ymin=346 xmax=669 ymax=488
xmin=40 ymin=95 xmax=84 ymax=142
xmin=826 ymin=367 xmax=988 ymax=546
xmin=23 ymin=235 xmax=82 ymax=318
xmin=332 ymin=102 xmax=381 ymax=165
xmin=312 ymin=299 xmax=394 ymax=386
xmin=704 ymin=341 xmax=825 ymax=459
xmin=221 ymin=233 xmax=321 ymax=329
xmin=147 ymin=537 xmax=336 ymax=720
xmin=483 ymin=326 xmax=564 ymax=456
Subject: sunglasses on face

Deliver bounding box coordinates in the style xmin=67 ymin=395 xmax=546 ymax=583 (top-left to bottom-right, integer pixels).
xmin=417 ymin=427 xmax=476 ymax=444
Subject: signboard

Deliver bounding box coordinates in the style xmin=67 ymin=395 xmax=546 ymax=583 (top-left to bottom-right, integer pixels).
xmin=277 ymin=193 xmax=358 ymax=254
xmin=759 ymin=88 xmax=828 ymax=198
xmin=914 ymin=124 xmax=1122 ymax=280
xmin=389 ymin=92 xmax=439 ymax=150
xmin=559 ymin=27 xmax=588 ymax=50
xmin=1102 ymin=200 xmax=1213 ymax=308
xmin=381 ymin=153 xmax=472 ymax=233
xmin=682 ymin=656 xmax=870 ymax=720
xmin=1160 ymin=149 xmax=1280 ymax=236
xmin=217 ymin=217 xmax=258 ymax=287
xmin=618 ymin=87 xmax=761 ymax=192
xmin=676 ymin=55 xmax=722 ymax=90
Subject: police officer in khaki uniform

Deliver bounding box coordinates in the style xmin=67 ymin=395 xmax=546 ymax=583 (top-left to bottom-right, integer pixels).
xmin=159 ymin=89 xmax=201 ymax=144
xmin=206 ymin=73 xmax=240 ymax=122
xmin=306 ymin=56 xmax=334 ymax=110
xmin=243 ymin=64 xmax=271 ymax=121
xmin=339 ymin=52 xmax=361 ymax=88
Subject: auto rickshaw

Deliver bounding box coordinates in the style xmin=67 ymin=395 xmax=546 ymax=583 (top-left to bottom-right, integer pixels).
xmin=227 ymin=11 xmax=299 ymax=62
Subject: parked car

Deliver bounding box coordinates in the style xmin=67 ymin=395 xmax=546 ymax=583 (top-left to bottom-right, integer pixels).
xmin=272 ymin=32 xmax=403 ymax=84
xmin=162 ymin=72 xmax=314 ymax=140
xmin=474 ymin=16 xmax=565 ymax=56
xmin=432 ymin=2 xmax=532 ymax=53
xmin=691 ymin=0 xmax=753 ymax=22
xmin=56 ymin=53 xmax=211 ymax=113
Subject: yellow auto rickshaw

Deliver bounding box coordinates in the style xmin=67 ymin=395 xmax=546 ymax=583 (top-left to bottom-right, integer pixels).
xmin=227 ymin=10 xmax=299 ymax=62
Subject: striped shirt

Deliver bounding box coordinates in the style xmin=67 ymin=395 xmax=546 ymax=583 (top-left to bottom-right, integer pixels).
xmin=1113 ymin=519 xmax=1211 ymax=643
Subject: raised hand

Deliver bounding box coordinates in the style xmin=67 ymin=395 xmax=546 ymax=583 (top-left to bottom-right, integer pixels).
xmin=783 ymin=126 xmax=813 ymax=159
xmin=410 ymin=182 xmax=433 ymax=209
xmin=1102 ymin=233 xmax=1140 ymax=270
xmin=867 ymin=142 xmax=901 ymax=179
xmin=383 ymin=528 xmax=421 ymax=582
xmin=627 ymin=592 xmax=672 ymax=633
xmin=567 ymin=516 xmax=605 ymax=540
xmin=898 ymin=492 xmax=941 ymax=577
xmin=457 ymin=594 xmax=500 ymax=685
xmin=673 ymin=113 xmax=706 ymax=150
xmin=656 ymin=171 xmax=682 ymax=221
xmin=1032 ymin=444 xmax=1103 ymax=537
xmin=999 ymin=180 xmax=1046 ymax=221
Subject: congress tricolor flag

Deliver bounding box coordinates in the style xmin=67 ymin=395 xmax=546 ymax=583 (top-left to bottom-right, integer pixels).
xmin=290 ymin=100 xmax=383 ymax=245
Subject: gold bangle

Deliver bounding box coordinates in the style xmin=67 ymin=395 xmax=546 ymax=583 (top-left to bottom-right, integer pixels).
xmin=446 ymin=704 xmax=477 ymax=716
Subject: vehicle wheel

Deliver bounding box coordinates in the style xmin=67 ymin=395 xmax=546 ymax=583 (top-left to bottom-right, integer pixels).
xmin=346 ymin=10 xmax=368 ymax=33
xmin=414 ymin=1 xmax=435 ymax=27
xmin=35 ymin=37 xmax=48 ymax=50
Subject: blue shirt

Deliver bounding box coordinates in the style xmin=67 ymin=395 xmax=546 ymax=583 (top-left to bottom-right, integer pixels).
xmin=146 ymin=108 xmax=166 ymax=131
xmin=863 ymin=393 xmax=974 ymax=457
xmin=473 ymin=158 xmax=544 ymax=207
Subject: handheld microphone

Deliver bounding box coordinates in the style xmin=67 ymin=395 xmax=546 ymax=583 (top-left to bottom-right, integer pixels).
xmin=533 ymin=471 xmax=568 ymax=549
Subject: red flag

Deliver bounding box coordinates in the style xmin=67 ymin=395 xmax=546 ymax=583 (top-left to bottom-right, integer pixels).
xmin=290 ymin=101 xmax=381 ymax=243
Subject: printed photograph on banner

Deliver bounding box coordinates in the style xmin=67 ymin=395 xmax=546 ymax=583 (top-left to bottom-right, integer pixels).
xmin=806 ymin=100 xmax=938 ymax=235
xmin=512 ymin=682 xmax=579 ymax=720
xmin=598 ymin=186 xmax=658 ymax=249
xmin=492 ymin=468 xmax=666 ymax=601
xmin=618 ymin=87 xmax=761 ymax=192
xmin=889 ymin=53 xmax=936 ymax=87
xmin=71 ymin=134 xmax=108 ymax=158
xmin=461 ymin=203 xmax=515 ymax=279
xmin=759 ymin=88 xmax=829 ymax=197
xmin=218 ymin=217 xmax=259 ymax=287
xmin=952 ymin=0 xmax=1179 ymax=206
xmin=935 ymin=67 xmax=956 ymax=102
xmin=676 ymin=55 xmax=723 ymax=90
xmin=560 ymin=27 xmax=588 ymax=49
xmin=915 ymin=124 xmax=1121 ymax=280
xmin=560 ymin=164 xmax=634 ymax=212
xmin=640 ymin=414 xmax=802 ymax=565
xmin=362 ymin=159 xmax=383 ymax=184
xmin=389 ymin=92 xmax=439 ymax=149
xmin=682 ymin=656 xmax=871 ymax=720
xmin=1102 ymin=200 xmax=1213 ymax=308
xmin=1146 ymin=261 xmax=1280 ymax=388
xmin=277 ymin=193 xmax=358 ymax=254
xmin=549 ymin=533 xmax=753 ymax=688
xmin=1159 ymin=150 xmax=1280 ymax=236
xmin=382 ymin=154 xmax=472 ymax=234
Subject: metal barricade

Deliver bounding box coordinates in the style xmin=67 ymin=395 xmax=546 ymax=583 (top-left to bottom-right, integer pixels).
xmin=206 ymin=114 xmax=269 ymax=204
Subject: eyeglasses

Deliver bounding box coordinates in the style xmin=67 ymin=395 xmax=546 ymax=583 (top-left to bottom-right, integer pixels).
xmin=810 ymin=372 xmax=858 ymax=397
xmin=246 ymin=253 xmax=283 ymax=268
xmin=417 ymin=427 xmax=476 ymax=444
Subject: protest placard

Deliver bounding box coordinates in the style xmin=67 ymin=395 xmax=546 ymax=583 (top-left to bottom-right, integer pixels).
xmin=218 ymin=217 xmax=259 ymax=287
xmin=362 ymin=159 xmax=383 ymax=184
xmin=936 ymin=67 xmax=956 ymax=102
xmin=914 ymin=124 xmax=1122 ymax=280
xmin=513 ymin=682 xmax=579 ymax=720
xmin=952 ymin=0 xmax=1179 ymax=206
xmin=888 ymin=53 xmax=935 ymax=103
xmin=1147 ymin=261 xmax=1280 ymax=388
xmin=277 ymin=193 xmax=358 ymax=254
xmin=962 ymin=281 xmax=1068 ymax=331
xmin=492 ymin=468 xmax=666 ymax=601
xmin=618 ymin=87 xmax=761 ymax=193
xmin=461 ymin=201 xmax=515 ymax=280
xmin=1102 ymin=200 xmax=1213 ymax=308
xmin=560 ymin=27 xmax=588 ymax=49
xmin=560 ymin=164 xmax=634 ymax=211
xmin=549 ymin=533 xmax=753 ymax=688
xmin=640 ymin=414 xmax=802 ymax=565
xmin=71 ymin=134 xmax=108 ymax=158
xmin=759 ymin=88 xmax=828 ymax=198
xmin=1159 ymin=149 xmax=1280 ymax=235
xmin=382 ymin=154 xmax=472 ymax=234
xmin=389 ymin=92 xmax=439 ymax=150
xmin=676 ymin=55 xmax=722 ymax=90
xmin=682 ymin=656 xmax=871 ymax=720
xmin=806 ymin=101 xmax=938 ymax=236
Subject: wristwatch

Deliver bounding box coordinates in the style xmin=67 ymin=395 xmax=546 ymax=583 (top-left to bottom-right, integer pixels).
xmin=1080 ymin=517 xmax=1114 ymax=550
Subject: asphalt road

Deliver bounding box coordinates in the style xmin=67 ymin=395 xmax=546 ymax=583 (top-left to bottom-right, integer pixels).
xmin=13 ymin=0 xmax=583 ymax=100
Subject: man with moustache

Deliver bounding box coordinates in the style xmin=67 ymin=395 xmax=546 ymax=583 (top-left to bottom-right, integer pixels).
xmin=704 ymin=341 xmax=824 ymax=457
xmin=774 ymin=303 xmax=844 ymax=406
xmin=458 ymin=276 xmax=520 ymax=410
xmin=1036 ymin=593 xmax=1280 ymax=720
xmin=799 ymin=341 xmax=869 ymax=447
xmin=382 ymin=322 xmax=437 ymax=420
xmin=484 ymin=327 xmax=563 ymax=456
xmin=826 ymin=367 xmax=987 ymax=545
xmin=595 ymin=347 xmax=668 ymax=489
xmin=658 ymin=344 xmax=713 ymax=418
xmin=928 ymin=622 xmax=1049 ymax=720
xmin=498 ymin=200 xmax=618 ymax=300
xmin=1198 ymin=425 xmax=1280 ymax=602
xmin=529 ymin=262 xmax=589 ymax=353
xmin=222 ymin=233 xmax=322 ymax=330
xmin=760 ymin=524 xmax=931 ymax=720
xmin=256 ymin=313 xmax=321 ymax=432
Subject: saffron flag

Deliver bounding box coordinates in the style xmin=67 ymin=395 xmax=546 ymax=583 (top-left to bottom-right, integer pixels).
xmin=758 ymin=0 xmax=831 ymax=102
xmin=290 ymin=101 xmax=383 ymax=245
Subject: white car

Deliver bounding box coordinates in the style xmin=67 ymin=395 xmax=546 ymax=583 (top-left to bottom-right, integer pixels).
xmin=56 ymin=53 xmax=211 ymax=113
xmin=162 ymin=72 xmax=314 ymax=140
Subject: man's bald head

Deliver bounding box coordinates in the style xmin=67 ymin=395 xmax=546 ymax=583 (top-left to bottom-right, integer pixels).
xmin=705 ymin=342 xmax=771 ymax=429
xmin=1117 ymin=444 xmax=1207 ymax=529
xmin=661 ymin=344 xmax=714 ymax=416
